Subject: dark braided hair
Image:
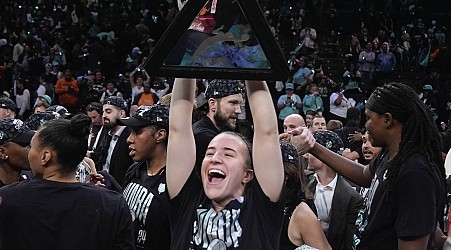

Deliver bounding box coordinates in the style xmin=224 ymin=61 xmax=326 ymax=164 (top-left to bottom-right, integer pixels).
xmin=366 ymin=82 xmax=445 ymax=199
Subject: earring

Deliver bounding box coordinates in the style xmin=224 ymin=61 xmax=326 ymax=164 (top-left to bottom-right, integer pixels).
xmin=3 ymin=156 xmax=8 ymax=160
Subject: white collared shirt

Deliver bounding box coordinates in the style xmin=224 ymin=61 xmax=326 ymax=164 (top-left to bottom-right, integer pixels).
xmin=103 ymin=126 xmax=126 ymax=172
xmin=314 ymin=174 xmax=338 ymax=224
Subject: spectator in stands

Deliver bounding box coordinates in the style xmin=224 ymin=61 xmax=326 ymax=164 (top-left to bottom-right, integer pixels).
xmin=303 ymin=84 xmax=323 ymax=115
xmin=278 ymin=83 xmax=303 ymax=133
xmin=305 ymin=110 xmax=318 ymax=128
xmin=299 ymin=26 xmax=317 ymax=56
xmin=283 ymin=114 xmax=306 ymax=133
xmin=287 ymin=51 xmax=300 ymax=75
xmin=55 ymin=69 xmax=79 ymax=113
xmin=346 ymin=35 xmax=361 ymax=64
xmin=86 ymin=102 xmax=103 ymax=151
xmin=129 ymin=47 xmax=143 ymax=68
xmin=132 ymin=83 xmax=159 ymax=108
xmin=336 ymin=107 xmax=364 ymax=162
xmin=293 ymin=56 xmax=313 ymax=91
xmin=329 ymin=82 xmax=353 ymax=125
xmin=100 ymin=81 xmax=123 ymax=103
xmin=327 ymin=120 xmax=343 ymax=131
xmin=357 ymin=27 xmax=370 ymax=47
xmin=359 ymin=42 xmax=376 ymax=93
xmin=77 ymin=73 xmax=102 ymax=111
xmin=33 ymin=102 xmax=50 ymax=113
xmin=43 ymin=63 xmax=58 ymax=87
xmin=92 ymin=70 xmax=106 ymax=95
xmin=34 ymin=75 xmax=54 ymax=107
xmin=419 ymin=84 xmax=438 ymax=114
xmin=376 ymin=42 xmax=397 ymax=85
xmin=372 ymin=41 xmax=381 ymax=58
xmin=310 ymin=115 xmax=327 ymax=133
xmin=36 ymin=95 xmax=52 ymax=106
xmin=305 ymin=130 xmax=362 ymax=250
xmin=0 ymin=98 xmax=16 ymax=119
xmin=15 ymin=78 xmax=31 ymax=120
xmin=129 ymin=68 xmax=150 ymax=104
xmin=343 ymin=62 xmax=361 ymax=92
xmin=151 ymin=79 xmax=170 ymax=99
xmin=361 ymin=131 xmax=382 ymax=165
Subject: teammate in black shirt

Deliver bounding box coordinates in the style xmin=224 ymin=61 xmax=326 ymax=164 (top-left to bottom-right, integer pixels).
xmin=167 ymin=78 xmax=298 ymax=249
xmin=0 ymin=114 xmax=134 ymax=249
xmin=293 ymin=82 xmax=446 ymax=249
xmin=120 ymin=104 xmax=171 ymax=249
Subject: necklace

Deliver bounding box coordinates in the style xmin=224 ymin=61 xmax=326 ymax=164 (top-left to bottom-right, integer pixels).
xmin=147 ymin=167 xmax=165 ymax=176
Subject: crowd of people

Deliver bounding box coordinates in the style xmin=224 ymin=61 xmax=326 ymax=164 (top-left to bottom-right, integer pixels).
xmin=0 ymin=0 xmax=449 ymax=249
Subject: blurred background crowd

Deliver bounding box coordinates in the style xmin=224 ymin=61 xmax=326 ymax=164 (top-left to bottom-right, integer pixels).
xmin=0 ymin=0 xmax=449 ymax=128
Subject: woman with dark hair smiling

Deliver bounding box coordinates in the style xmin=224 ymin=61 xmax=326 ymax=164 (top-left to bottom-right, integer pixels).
xmin=0 ymin=114 xmax=134 ymax=249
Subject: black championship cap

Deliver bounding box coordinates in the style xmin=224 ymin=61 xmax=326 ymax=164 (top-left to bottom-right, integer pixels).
xmin=279 ymin=140 xmax=299 ymax=165
xmin=119 ymin=104 xmax=169 ymax=128
xmin=24 ymin=111 xmax=61 ymax=130
xmin=205 ymin=79 xmax=243 ymax=99
xmin=103 ymin=96 xmax=128 ymax=111
xmin=313 ymin=130 xmax=344 ymax=154
xmin=46 ymin=105 xmax=72 ymax=118
xmin=0 ymin=119 xmax=35 ymax=146
xmin=0 ymin=98 xmax=16 ymax=110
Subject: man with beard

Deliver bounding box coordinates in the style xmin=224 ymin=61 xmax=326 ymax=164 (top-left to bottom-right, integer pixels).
xmin=192 ymin=79 xmax=243 ymax=169
xmin=90 ymin=96 xmax=134 ymax=185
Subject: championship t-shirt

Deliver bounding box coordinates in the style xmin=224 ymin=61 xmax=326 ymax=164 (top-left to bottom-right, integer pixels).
xmin=122 ymin=163 xmax=170 ymax=249
xmin=0 ymin=179 xmax=134 ymax=249
xmin=354 ymin=151 xmax=445 ymax=249
xmin=169 ymin=170 xmax=285 ymax=250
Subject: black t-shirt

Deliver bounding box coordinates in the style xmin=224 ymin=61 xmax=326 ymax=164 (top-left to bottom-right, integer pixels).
xmin=354 ymin=152 xmax=445 ymax=249
xmin=122 ymin=162 xmax=170 ymax=249
xmin=0 ymin=179 xmax=134 ymax=250
xmin=168 ymin=170 xmax=285 ymax=250
xmin=192 ymin=116 xmax=220 ymax=169
xmin=335 ymin=122 xmax=364 ymax=152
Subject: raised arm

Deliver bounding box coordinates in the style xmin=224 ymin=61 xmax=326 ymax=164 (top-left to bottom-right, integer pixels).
xmin=167 ymin=78 xmax=196 ymax=199
xmin=143 ymin=70 xmax=151 ymax=84
xmin=310 ymin=139 xmax=372 ymax=187
xmin=129 ymin=69 xmax=136 ymax=89
xmin=288 ymin=128 xmax=372 ymax=187
xmin=246 ymin=80 xmax=284 ymax=202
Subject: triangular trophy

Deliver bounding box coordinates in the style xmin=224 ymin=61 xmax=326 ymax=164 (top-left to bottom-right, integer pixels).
xmin=145 ymin=0 xmax=289 ymax=80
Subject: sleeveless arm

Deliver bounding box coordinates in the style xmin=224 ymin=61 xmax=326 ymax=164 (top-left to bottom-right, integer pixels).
xmin=167 ymin=78 xmax=197 ymax=199
xmin=246 ymin=80 xmax=284 ymax=202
